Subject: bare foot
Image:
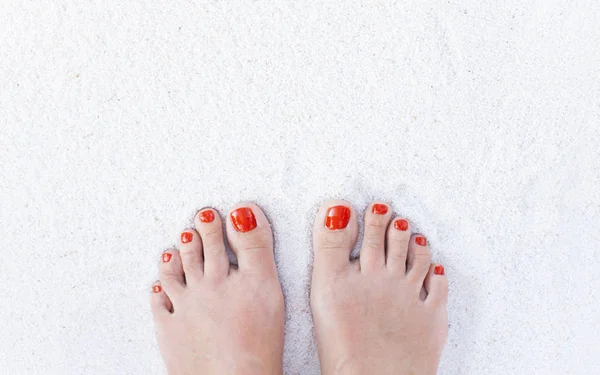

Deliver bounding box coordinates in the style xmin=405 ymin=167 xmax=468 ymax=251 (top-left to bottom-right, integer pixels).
xmin=150 ymin=203 xmax=284 ymax=375
xmin=311 ymin=200 xmax=448 ymax=375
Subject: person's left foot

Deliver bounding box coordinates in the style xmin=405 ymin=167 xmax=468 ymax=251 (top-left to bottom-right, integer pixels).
xmin=310 ymin=200 xmax=448 ymax=375
xmin=150 ymin=203 xmax=285 ymax=375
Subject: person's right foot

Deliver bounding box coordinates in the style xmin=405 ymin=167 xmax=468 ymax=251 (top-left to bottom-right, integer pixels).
xmin=310 ymin=200 xmax=448 ymax=375
xmin=150 ymin=203 xmax=284 ymax=375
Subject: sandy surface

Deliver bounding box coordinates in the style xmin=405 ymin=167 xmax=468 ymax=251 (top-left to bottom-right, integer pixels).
xmin=1 ymin=1 xmax=599 ymax=374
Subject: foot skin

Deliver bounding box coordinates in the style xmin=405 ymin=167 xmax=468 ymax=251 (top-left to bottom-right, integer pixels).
xmin=150 ymin=203 xmax=284 ymax=375
xmin=311 ymin=200 xmax=448 ymax=375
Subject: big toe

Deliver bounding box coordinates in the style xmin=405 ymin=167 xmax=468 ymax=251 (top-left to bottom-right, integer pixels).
xmin=226 ymin=203 xmax=277 ymax=276
xmin=312 ymin=200 xmax=358 ymax=275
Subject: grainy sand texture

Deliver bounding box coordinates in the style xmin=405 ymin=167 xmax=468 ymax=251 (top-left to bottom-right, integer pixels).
xmin=1 ymin=1 xmax=599 ymax=374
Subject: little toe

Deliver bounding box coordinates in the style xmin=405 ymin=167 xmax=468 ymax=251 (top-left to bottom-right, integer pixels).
xmin=179 ymin=228 xmax=204 ymax=281
xmin=424 ymin=264 xmax=448 ymax=307
xmin=150 ymin=281 xmax=173 ymax=319
xmin=406 ymin=234 xmax=432 ymax=287
xmin=312 ymin=200 xmax=358 ymax=275
xmin=194 ymin=208 xmax=229 ymax=279
xmin=386 ymin=217 xmax=411 ymax=273
xmin=360 ymin=202 xmax=391 ymax=272
xmin=225 ymin=203 xmax=277 ymax=276
xmin=159 ymin=249 xmax=185 ymax=297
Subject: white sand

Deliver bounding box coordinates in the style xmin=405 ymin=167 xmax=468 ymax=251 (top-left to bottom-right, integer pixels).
xmin=1 ymin=1 xmax=599 ymax=374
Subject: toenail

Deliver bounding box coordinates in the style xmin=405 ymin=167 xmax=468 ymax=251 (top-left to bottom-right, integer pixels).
xmin=325 ymin=205 xmax=351 ymax=230
xmin=230 ymin=207 xmax=257 ymax=232
xmin=181 ymin=232 xmax=193 ymax=243
xmin=434 ymin=265 xmax=445 ymax=275
xmin=152 ymin=284 xmax=162 ymax=293
xmin=199 ymin=209 xmax=215 ymax=223
xmin=415 ymin=236 xmax=427 ymax=246
xmin=394 ymin=219 xmax=409 ymax=231
xmin=162 ymin=252 xmax=172 ymax=263
xmin=372 ymin=204 xmax=388 ymax=215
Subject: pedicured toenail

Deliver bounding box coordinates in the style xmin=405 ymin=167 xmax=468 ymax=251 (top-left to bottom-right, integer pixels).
xmin=415 ymin=236 xmax=427 ymax=246
xmin=152 ymin=284 xmax=162 ymax=293
xmin=372 ymin=204 xmax=388 ymax=215
xmin=199 ymin=209 xmax=215 ymax=223
xmin=325 ymin=205 xmax=351 ymax=230
xmin=181 ymin=232 xmax=193 ymax=243
xmin=394 ymin=219 xmax=409 ymax=231
xmin=434 ymin=265 xmax=445 ymax=275
xmin=230 ymin=207 xmax=257 ymax=232
xmin=162 ymin=252 xmax=172 ymax=263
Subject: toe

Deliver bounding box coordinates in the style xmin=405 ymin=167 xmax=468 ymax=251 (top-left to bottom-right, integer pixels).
xmin=150 ymin=281 xmax=173 ymax=319
xmin=159 ymin=249 xmax=185 ymax=296
xmin=225 ymin=203 xmax=276 ymax=275
xmin=386 ymin=217 xmax=411 ymax=272
xmin=179 ymin=228 xmax=204 ymax=281
xmin=312 ymin=200 xmax=358 ymax=274
xmin=194 ymin=208 xmax=229 ymax=279
xmin=360 ymin=202 xmax=391 ymax=272
xmin=406 ymin=234 xmax=431 ymax=287
xmin=424 ymin=264 xmax=448 ymax=307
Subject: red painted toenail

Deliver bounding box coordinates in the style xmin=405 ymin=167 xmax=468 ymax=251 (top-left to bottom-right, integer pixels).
xmin=325 ymin=205 xmax=351 ymax=230
xmin=415 ymin=236 xmax=427 ymax=246
xmin=162 ymin=252 xmax=172 ymax=263
xmin=199 ymin=210 xmax=215 ymax=223
xmin=394 ymin=219 xmax=409 ymax=231
xmin=230 ymin=207 xmax=257 ymax=232
xmin=434 ymin=265 xmax=445 ymax=275
xmin=181 ymin=232 xmax=193 ymax=243
xmin=153 ymin=284 xmax=162 ymax=293
xmin=372 ymin=204 xmax=388 ymax=215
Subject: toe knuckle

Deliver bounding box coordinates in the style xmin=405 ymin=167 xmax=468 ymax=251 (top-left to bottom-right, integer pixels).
xmin=240 ymin=242 xmax=271 ymax=253
xmin=365 ymin=218 xmax=387 ymax=229
xmin=203 ymin=225 xmax=222 ymax=239
xmin=202 ymin=227 xmax=224 ymax=247
xmin=414 ymin=252 xmax=432 ymax=263
xmin=362 ymin=239 xmax=383 ymax=253
xmin=179 ymin=249 xmax=201 ymax=264
xmin=160 ymin=269 xmax=180 ymax=281
xmin=388 ymin=232 xmax=410 ymax=244
xmin=318 ymin=233 xmax=350 ymax=251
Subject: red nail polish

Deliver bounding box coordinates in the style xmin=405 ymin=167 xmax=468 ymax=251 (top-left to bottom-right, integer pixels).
xmin=153 ymin=284 xmax=162 ymax=293
xmin=325 ymin=205 xmax=351 ymax=230
xmin=162 ymin=252 xmax=172 ymax=263
xmin=372 ymin=204 xmax=388 ymax=215
xmin=181 ymin=232 xmax=193 ymax=244
xmin=230 ymin=207 xmax=257 ymax=232
xmin=394 ymin=219 xmax=409 ymax=231
xmin=434 ymin=265 xmax=445 ymax=275
xmin=415 ymin=236 xmax=427 ymax=246
xmin=199 ymin=210 xmax=215 ymax=223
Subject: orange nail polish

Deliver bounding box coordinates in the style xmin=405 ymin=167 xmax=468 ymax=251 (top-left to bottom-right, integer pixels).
xmin=394 ymin=219 xmax=409 ymax=231
xmin=181 ymin=232 xmax=193 ymax=243
xmin=325 ymin=205 xmax=351 ymax=230
xmin=230 ymin=207 xmax=257 ymax=232
xmin=199 ymin=210 xmax=215 ymax=223
xmin=153 ymin=284 xmax=162 ymax=293
xmin=434 ymin=265 xmax=445 ymax=275
xmin=162 ymin=252 xmax=172 ymax=263
xmin=415 ymin=236 xmax=427 ymax=246
xmin=372 ymin=204 xmax=388 ymax=215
